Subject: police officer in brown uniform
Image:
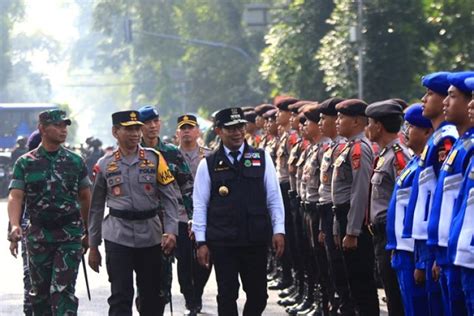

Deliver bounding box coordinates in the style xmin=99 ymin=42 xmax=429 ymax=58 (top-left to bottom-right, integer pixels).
xmin=262 ymin=108 xmax=279 ymax=165
xmin=317 ymin=98 xmax=356 ymax=315
xmin=273 ymin=97 xmax=300 ymax=291
xmin=366 ymin=100 xmax=410 ymax=316
xmin=332 ymin=99 xmax=379 ymax=315
xmin=88 ymin=110 xmax=180 ymax=316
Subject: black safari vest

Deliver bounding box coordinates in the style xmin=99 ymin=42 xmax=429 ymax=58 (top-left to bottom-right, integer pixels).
xmin=206 ymin=144 xmax=272 ymax=246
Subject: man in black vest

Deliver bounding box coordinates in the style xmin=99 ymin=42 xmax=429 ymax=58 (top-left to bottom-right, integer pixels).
xmin=192 ymin=107 xmax=286 ymax=316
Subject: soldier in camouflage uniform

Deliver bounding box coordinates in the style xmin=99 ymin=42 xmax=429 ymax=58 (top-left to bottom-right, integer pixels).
xmin=137 ymin=105 xmax=195 ymax=313
xmin=8 ymin=109 xmax=92 ymax=316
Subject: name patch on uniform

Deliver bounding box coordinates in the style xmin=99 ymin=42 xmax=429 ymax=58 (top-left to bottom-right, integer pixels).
xmin=215 ymin=160 xmax=230 ymax=171
xmin=244 ymin=152 xmax=260 ymax=159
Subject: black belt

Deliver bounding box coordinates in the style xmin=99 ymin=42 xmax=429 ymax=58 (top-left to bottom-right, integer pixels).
xmin=109 ymin=208 xmax=157 ymax=220
xmin=30 ymin=213 xmax=80 ymax=230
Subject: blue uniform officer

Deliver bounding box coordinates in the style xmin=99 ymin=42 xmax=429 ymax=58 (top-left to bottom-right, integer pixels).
xmin=386 ymin=103 xmax=432 ymax=316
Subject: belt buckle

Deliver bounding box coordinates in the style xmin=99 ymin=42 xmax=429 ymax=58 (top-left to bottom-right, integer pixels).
xmin=368 ymin=224 xmax=375 ymax=236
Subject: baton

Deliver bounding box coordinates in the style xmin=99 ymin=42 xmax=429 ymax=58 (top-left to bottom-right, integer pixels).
xmin=82 ymin=254 xmax=91 ymax=300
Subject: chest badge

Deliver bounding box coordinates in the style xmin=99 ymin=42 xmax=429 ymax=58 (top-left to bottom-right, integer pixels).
xmin=107 ymin=162 xmax=119 ymax=172
xmin=244 ymin=160 xmax=252 ymax=167
xmin=218 ymin=185 xmax=229 ymax=197
xmin=112 ymin=185 xmax=121 ymax=196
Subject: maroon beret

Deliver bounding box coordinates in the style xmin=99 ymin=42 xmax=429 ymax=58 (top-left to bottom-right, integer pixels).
xmin=254 ymin=104 xmax=276 ymax=116
xmin=288 ymin=100 xmax=312 ymax=114
xmin=274 ymin=96 xmax=299 ymax=112
xmin=262 ymin=108 xmax=278 ymax=119
xmin=303 ymin=103 xmax=321 ymax=123
xmin=335 ymin=99 xmax=368 ymax=116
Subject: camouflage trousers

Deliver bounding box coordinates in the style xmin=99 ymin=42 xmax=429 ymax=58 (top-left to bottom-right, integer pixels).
xmin=21 ymin=218 xmax=32 ymax=316
xmin=27 ymin=240 xmax=82 ymax=316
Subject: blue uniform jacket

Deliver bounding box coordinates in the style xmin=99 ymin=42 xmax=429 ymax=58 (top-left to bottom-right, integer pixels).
xmin=427 ymin=128 xmax=474 ymax=253
xmin=386 ymin=156 xmax=419 ymax=252
xmin=402 ymin=122 xmax=458 ymax=240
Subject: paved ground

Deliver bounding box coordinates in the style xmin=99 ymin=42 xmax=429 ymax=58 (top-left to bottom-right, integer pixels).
xmin=0 ymin=199 xmax=387 ymax=315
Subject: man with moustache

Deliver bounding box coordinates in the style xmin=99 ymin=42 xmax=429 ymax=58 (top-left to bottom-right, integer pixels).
xmin=448 ymin=75 xmax=474 ymax=316
xmin=386 ymin=104 xmax=432 ymax=316
xmin=402 ymin=72 xmax=458 ymax=316
xmin=8 ymin=110 xmax=91 ymax=316
xmin=87 ymin=110 xmax=179 ymax=316
xmin=427 ymin=71 xmax=474 ymax=315
xmin=176 ymin=114 xmax=213 ymax=314
xmin=365 ymin=100 xmax=410 ymax=316
xmin=192 ymin=107 xmax=285 ymax=316
xmin=332 ymin=99 xmax=379 ymax=315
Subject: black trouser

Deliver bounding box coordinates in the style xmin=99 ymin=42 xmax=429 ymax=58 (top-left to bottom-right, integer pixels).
xmin=307 ymin=202 xmax=331 ymax=309
xmin=210 ymin=245 xmax=268 ymax=316
xmin=371 ymin=222 xmax=404 ymax=316
xmin=105 ymin=240 xmax=162 ymax=316
xmin=334 ymin=204 xmax=379 ymax=316
xmin=319 ymin=202 xmax=355 ymax=315
xmin=176 ymin=222 xmax=212 ymax=308
xmin=280 ymin=182 xmax=294 ymax=284
xmin=290 ymin=197 xmax=304 ymax=281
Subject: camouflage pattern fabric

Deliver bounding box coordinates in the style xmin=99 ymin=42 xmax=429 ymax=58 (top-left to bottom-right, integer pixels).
xmin=158 ymin=254 xmax=175 ymax=304
xmin=27 ymin=241 xmax=82 ymax=316
xmin=9 ymin=145 xmax=90 ymax=315
xmin=21 ymin=213 xmax=32 ymax=316
xmin=9 ymin=145 xmax=90 ymax=242
xmin=144 ymin=138 xmax=194 ymax=220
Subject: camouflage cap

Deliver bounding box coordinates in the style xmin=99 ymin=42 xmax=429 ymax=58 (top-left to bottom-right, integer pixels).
xmin=39 ymin=109 xmax=72 ymax=125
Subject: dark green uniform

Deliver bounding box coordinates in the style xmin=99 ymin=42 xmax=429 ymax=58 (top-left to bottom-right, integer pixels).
xmin=9 ymin=145 xmax=91 ymax=315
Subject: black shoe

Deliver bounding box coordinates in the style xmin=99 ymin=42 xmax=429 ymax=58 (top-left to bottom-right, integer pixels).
xmin=297 ymin=303 xmax=319 ymax=316
xmin=286 ymin=297 xmax=315 ymax=315
xmin=279 ymin=284 xmax=297 ymax=298
xmin=268 ymin=279 xmax=291 ymax=290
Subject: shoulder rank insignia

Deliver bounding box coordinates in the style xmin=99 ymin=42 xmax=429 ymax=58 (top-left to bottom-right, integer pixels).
xmin=393 ymin=143 xmax=407 ymax=175
xmin=351 ymin=142 xmax=361 ymax=170
xmin=446 ymin=149 xmax=458 ymax=166
xmin=106 ymin=161 xmax=119 ymax=172
xmin=156 ymin=152 xmax=175 ymax=185
xmin=376 ymin=156 xmax=385 ymax=170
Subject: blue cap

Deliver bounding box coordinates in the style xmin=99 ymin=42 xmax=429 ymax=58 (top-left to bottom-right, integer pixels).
xmin=404 ymin=103 xmax=432 ymax=129
xmin=447 ymin=71 xmax=474 ymax=94
xmin=421 ymin=72 xmax=451 ymax=96
xmin=465 ymin=77 xmax=474 ymax=92
xmin=137 ymin=105 xmax=159 ymax=122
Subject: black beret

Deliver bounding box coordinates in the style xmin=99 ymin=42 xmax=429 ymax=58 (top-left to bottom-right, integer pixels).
xmin=319 ymin=97 xmax=346 ymax=116
xmin=275 ymin=96 xmax=299 ymax=112
xmin=243 ymin=111 xmax=257 ymax=124
xmin=303 ymin=104 xmax=321 ymax=123
xmin=335 ymin=99 xmax=368 ymax=116
xmin=262 ymin=108 xmax=278 ymax=119
xmin=365 ymin=100 xmax=403 ymax=119
xmin=288 ymin=100 xmax=311 ymax=114
xmin=254 ymin=104 xmax=276 ymax=116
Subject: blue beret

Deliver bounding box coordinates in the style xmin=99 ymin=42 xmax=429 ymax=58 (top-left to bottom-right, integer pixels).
xmin=404 ymin=103 xmax=432 ymax=129
xmin=421 ymin=72 xmax=451 ymax=96
xmin=465 ymin=77 xmax=474 ymax=92
xmin=137 ymin=105 xmax=159 ymax=122
xmin=447 ymin=71 xmax=474 ymax=94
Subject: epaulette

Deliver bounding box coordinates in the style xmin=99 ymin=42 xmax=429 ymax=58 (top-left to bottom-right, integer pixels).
xmin=392 ymin=143 xmax=407 ymax=174
xmin=351 ymin=141 xmax=362 ymax=169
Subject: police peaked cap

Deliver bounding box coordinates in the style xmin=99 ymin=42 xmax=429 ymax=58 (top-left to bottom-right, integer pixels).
xmin=447 ymin=71 xmax=474 ymax=94
xmin=335 ymin=99 xmax=368 ymax=116
xmin=177 ymin=114 xmax=198 ymax=128
xmin=421 ymin=72 xmax=451 ymax=96
xmin=112 ymin=110 xmax=144 ymax=126
xmin=214 ymin=107 xmax=247 ymax=127
xmin=365 ymin=100 xmax=404 ymax=119
xmin=319 ymin=97 xmax=346 ymax=116
xmin=404 ymin=103 xmax=432 ymax=129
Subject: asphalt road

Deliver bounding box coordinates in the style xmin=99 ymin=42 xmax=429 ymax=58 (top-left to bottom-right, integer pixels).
xmin=0 ymin=198 xmax=388 ymax=315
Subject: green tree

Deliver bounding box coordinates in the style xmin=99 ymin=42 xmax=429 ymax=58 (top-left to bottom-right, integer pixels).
xmin=0 ymin=0 xmax=24 ymax=101
xmin=260 ymin=0 xmax=334 ymax=100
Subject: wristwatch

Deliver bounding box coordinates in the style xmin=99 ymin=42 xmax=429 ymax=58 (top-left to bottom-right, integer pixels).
xmin=196 ymin=241 xmax=207 ymax=249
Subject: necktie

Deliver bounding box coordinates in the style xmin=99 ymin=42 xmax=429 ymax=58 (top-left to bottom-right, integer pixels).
xmin=230 ymin=151 xmax=240 ymax=167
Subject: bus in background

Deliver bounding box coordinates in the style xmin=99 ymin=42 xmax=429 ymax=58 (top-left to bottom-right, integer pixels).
xmin=0 ymin=103 xmax=58 ymax=149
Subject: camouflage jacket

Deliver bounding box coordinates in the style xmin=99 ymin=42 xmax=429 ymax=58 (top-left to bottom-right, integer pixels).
xmin=9 ymin=145 xmax=91 ymax=242
xmin=142 ymin=138 xmax=194 ymax=221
